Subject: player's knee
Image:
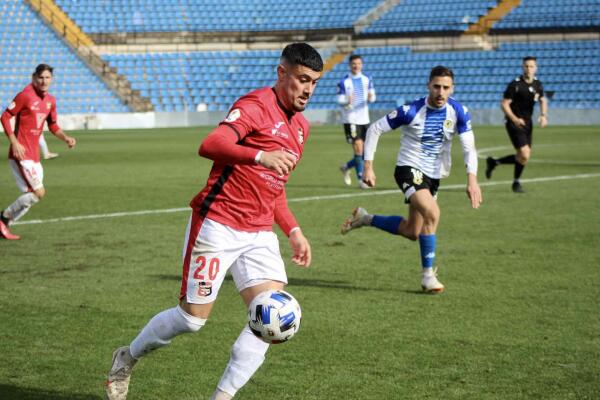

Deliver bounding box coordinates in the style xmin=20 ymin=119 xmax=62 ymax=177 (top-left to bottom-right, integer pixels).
xmin=33 ymin=188 xmax=45 ymax=199
xmin=176 ymin=306 xmax=206 ymax=333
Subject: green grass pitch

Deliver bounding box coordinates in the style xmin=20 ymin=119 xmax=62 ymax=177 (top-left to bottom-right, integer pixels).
xmin=0 ymin=124 xmax=599 ymax=399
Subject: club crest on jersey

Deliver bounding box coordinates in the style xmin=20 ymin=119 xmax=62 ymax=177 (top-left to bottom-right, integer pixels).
xmin=224 ymin=108 xmax=240 ymax=123
xmin=298 ymin=127 xmax=304 ymax=144
xmin=197 ymin=281 xmax=213 ymax=297
xmin=411 ymin=168 xmax=423 ymax=185
xmin=444 ymin=119 xmax=454 ymax=130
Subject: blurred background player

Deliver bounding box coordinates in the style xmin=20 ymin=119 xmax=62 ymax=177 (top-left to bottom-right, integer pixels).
xmin=0 ymin=64 xmax=76 ymax=240
xmin=485 ymin=56 xmax=548 ymax=193
xmin=336 ymin=54 xmax=375 ymax=189
xmin=341 ymin=66 xmax=482 ymax=293
xmin=39 ymin=132 xmax=59 ymax=160
xmin=104 ymin=43 xmax=322 ymax=400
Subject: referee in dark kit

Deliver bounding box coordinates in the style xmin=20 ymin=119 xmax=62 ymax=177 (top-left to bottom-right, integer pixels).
xmin=486 ymin=56 xmax=548 ymax=193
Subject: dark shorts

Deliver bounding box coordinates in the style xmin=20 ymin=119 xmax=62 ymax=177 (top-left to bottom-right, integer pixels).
xmin=343 ymin=123 xmax=369 ymax=144
xmin=506 ymin=118 xmax=533 ymax=149
xmin=394 ymin=165 xmax=439 ymax=203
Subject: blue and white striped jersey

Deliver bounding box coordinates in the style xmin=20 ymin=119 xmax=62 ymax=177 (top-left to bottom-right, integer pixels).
xmin=336 ymin=72 xmax=376 ymax=125
xmin=364 ymin=97 xmax=477 ymax=179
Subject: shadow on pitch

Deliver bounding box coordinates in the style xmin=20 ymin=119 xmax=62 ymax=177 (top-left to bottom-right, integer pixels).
xmin=0 ymin=384 xmax=102 ymax=400
xmin=153 ymin=274 xmax=391 ymax=291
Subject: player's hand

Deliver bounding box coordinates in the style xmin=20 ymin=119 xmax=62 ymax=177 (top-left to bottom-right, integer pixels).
xmin=288 ymin=228 xmax=311 ymax=268
xmin=258 ymin=150 xmax=297 ymax=176
xmin=10 ymin=142 xmax=26 ymax=160
xmin=513 ymin=117 xmax=526 ymax=128
xmin=466 ymin=174 xmax=482 ymax=209
xmin=65 ymin=136 xmax=76 ymax=148
xmin=362 ymin=161 xmax=376 ymax=187
xmin=538 ymin=115 xmax=547 ymax=128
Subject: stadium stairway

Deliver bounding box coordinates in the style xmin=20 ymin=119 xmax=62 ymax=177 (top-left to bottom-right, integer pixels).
xmin=25 ymin=0 xmax=153 ymax=111
xmin=464 ymin=0 xmax=521 ymax=35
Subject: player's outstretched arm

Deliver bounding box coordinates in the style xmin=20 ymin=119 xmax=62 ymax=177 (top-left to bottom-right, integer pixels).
xmin=466 ymin=173 xmax=482 ymax=209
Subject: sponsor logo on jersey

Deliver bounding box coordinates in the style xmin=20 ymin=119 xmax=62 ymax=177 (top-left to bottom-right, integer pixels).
xmin=31 ymin=101 xmax=40 ymax=111
xmin=298 ymin=127 xmax=304 ymax=144
xmin=271 ymin=122 xmax=289 ymax=139
xmin=224 ymin=108 xmax=240 ymax=123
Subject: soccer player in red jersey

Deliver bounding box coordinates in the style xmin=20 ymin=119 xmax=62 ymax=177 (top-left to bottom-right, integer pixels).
xmin=104 ymin=43 xmax=323 ymax=400
xmin=0 ymin=64 xmax=76 ymax=240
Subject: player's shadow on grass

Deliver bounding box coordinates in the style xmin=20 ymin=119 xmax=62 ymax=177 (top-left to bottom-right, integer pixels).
xmin=0 ymin=384 xmax=102 ymax=400
xmin=153 ymin=274 xmax=390 ymax=291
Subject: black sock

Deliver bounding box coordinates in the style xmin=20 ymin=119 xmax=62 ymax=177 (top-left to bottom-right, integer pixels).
xmin=497 ymin=154 xmax=516 ymax=165
xmin=0 ymin=210 xmax=8 ymax=224
xmin=514 ymin=162 xmax=525 ymax=181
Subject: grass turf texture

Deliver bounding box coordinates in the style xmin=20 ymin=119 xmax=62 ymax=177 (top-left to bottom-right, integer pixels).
xmin=0 ymin=125 xmax=599 ymax=399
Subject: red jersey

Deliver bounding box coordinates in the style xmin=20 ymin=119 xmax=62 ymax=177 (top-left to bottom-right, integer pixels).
xmin=191 ymin=87 xmax=310 ymax=233
xmin=2 ymin=84 xmax=59 ymax=162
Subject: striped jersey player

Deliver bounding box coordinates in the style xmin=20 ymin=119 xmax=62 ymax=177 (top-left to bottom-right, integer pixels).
xmin=336 ymin=54 xmax=376 ymax=188
xmin=342 ymin=65 xmax=482 ymax=294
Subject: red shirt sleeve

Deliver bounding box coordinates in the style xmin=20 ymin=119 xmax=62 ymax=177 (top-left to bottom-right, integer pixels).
xmin=198 ymin=97 xmax=264 ymax=164
xmin=47 ymin=99 xmax=60 ymax=133
xmin=274 ymin=189 xmax=299 ymax=236
xmin=2 ymin=93 xmax=27 ymax=136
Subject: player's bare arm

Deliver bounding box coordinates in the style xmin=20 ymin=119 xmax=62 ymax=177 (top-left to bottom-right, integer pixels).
xmin=288 ymin=228 xmax=311 ymax=267
xmin=362 ymin=160 xmax=376 ymax=187
xmin=538 ymin=96 xmax=548 ymax=128
xmin=7 ymin=134 xmax=26 ymax=160
xmin=53 ymin=129 xmax=76 ymax=148
xmin=466 ymin=173 xmax=482 ymax=209
xmin=257 ymin=150 xmax=297 ymax=176
xmin=501 ymin=98 xmax=526 ymax=127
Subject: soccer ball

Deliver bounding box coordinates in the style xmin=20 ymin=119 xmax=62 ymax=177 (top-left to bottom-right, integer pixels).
xmin=248 ymin=289 xmax=302 ymax=344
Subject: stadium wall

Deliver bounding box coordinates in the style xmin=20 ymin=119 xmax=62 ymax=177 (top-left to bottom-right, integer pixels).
xmin=57 ymin=109 xmax=600 ymax=130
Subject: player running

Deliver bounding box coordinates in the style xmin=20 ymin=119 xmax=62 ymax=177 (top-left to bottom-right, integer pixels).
xmin=336 ymin=54 xmax=376 ymax=189
xmin=104 ymin=43 xmax=322 ymax=400
xmin=485 ymin=56 xmax=548 ymax=193
xmin=0 ymin=64 xmax=76 ymax=240
xmin=341 ymin=66 xmax=482 ymax=293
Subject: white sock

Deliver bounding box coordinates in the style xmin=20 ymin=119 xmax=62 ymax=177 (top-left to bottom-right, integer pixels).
xmin=214 ymin=325 xmax=269 ymax=397
xmin=39 ymin=134 xmax=49 ymax=157
xmin=129 ymin=306 xmax=205 ymax=359
xmin=4 ymin=193 xmax=39 ymax=223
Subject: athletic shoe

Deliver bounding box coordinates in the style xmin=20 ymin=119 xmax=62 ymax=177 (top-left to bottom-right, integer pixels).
xmin=485 ymin=157 xmax=496 ymax=179
xmin=358 ymin=180 xmax=371 ymax=190
xmin=0 ymin=220 xmax=20 ymax=240
xmin=44 ymin=152 xmax=59 ymax=160
xmin=341 ymin=207 xmax=371 ymax=235
xmin=512 ymin=181 xmax=524 ymax=193
xmin=339 ymin=165 xmax=352 ymax=186
xmin=421 ymin=268 xmax=444 ymax=294
xmin=105 ymin=346 xmax=137 ymax=400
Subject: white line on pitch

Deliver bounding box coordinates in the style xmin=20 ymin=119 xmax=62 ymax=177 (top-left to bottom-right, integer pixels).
xmin=12 ymin=172 xmax=600 ymax=226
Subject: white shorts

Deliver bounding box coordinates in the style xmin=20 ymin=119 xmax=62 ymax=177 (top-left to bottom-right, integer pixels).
xmin=179 ymin=214 xmax=287 ymax=304
xmin=9 ymin=159 xmax=44 ymax=192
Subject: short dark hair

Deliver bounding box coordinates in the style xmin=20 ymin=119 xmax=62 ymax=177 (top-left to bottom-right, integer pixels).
xmin=429 ymin=65 xmax=454 ymax=82
xmin=349 ymin=54 xmax=362 ymax=63
xmin=34 ymin=63 xmax=53 ymax=76
xmin=522 ymin=56 xmax=537 ymax=63
xmin=280 ymin=43 xmax=323 ymax=72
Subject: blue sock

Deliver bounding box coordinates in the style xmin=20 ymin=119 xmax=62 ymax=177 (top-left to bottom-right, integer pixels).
xmin=371 ymin=215 xmax=403 ymax=235
xmin=354 ymin=155 xmax=364 ymax=180
xmin=419 ymin=234 xmax=436 ymax=269
xmin=346 ymin=158 xmax=356 ymax=170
